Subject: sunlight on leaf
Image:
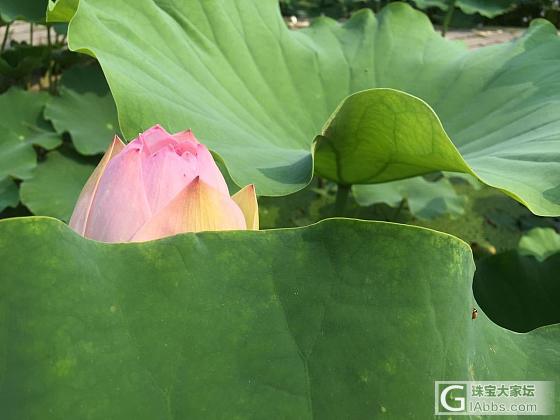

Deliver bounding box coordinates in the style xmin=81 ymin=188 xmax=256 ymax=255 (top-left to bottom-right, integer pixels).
xmin=65 ymin=1 xmax=560 ymax=216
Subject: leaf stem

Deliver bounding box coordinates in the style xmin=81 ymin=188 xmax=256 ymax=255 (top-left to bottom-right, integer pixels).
xmin=334 ymin=184 xmax=351 ymax=216
xmin=46 ymin=25 xmax=54 ymax=93
xmin=1 ymin=22 xmax=11 ymax=53
xmin=29 ymin=23 xmax=34 ymax=46
xmin=392 ymin=198 xmax=406 ymax=221
xmin=441 ymin=0 xmax=457 ymax=37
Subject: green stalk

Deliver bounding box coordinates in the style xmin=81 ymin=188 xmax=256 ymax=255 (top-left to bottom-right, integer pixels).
xmin=392 ymin=198 xmax=406 ymax=221
xmin=1 ymin=23 xmax=11 ymax=53
xmin=46 ymin=25 xmax=54 ymax=92
xmin=47 ymin=24 xmax=52 ymax=47
xmin=29 ymin=23 xmax=34 ymax=46
xmin=441 ymin=0 xmax=457 ymax=37
xmin=334 ymin=184 xmax=351 ymax=216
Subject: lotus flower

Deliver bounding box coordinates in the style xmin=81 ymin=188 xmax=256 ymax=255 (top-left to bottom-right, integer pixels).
xmin=69 ymin=125 xmax=258 ymax=243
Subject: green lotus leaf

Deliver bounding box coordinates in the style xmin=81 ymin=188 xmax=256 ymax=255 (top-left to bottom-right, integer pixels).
xmin=1 ymin=217 xmax=559 ymax=418
xmin=314 ymin=90 xmax=475 ymax=185
xmin=0 ymin=176 xmax=18 ymax=212
xmin=66 ymin=1 xmax=560 ymax=216
xmin=474 ymin=225 xmax=560 ymax=333
xmin=353 ymin=175 xmax=466 ymax=220
xmin=314 ymin=85 xmax=560 ymax=216
xmin=474 ymin=249 xmax=560 ymax=333
xmin=412 ymin=0 xmax=516 ymax=18
xmin=44 ymin=64 xmax=121 ymax=155
xmin=518 ymin=227 xmax=560 ymax=262
xmin=0 ymin=88 xmax=60 ymax=179
xmin=0 ymin=45 xmax=49 ymax=90
xmin=46 ymin=0 xmax=78 ymax=22
xmin=20 ymin=148 xmax=96 ymax=220
xmin=0 ymin=0 xmax=47 ymax=22
xmin=444 ymin=171 xmax=483 ymax=190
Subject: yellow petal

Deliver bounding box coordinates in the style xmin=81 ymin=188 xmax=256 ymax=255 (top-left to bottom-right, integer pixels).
xmin=131 ymin=177 xmax=246 ymax=242
xmin=231 ymin=184 xmax=259 ymax=230
xmin=69 ymin=136 xmax=125 ymax=236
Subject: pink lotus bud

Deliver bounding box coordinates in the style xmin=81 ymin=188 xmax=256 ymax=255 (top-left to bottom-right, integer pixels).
xmin=69 ymin=125 xmax=259 ymax=243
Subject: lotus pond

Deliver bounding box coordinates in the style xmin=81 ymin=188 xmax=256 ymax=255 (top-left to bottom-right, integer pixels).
xmin=1 ymin=0 xmax=560 ymax=418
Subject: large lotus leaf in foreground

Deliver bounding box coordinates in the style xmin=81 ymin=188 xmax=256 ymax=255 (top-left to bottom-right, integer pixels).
xmin=0 ymin=217 xmax=559 ymax=418
xmin=65 ymin=1 xmax=560 ymax=215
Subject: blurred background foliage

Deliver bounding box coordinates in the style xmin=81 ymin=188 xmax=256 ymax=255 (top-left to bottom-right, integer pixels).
xmin=0 ymin=0 xmax=559 ymax=332
xmin=280 ymin=0 xmax=560 ymax=27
